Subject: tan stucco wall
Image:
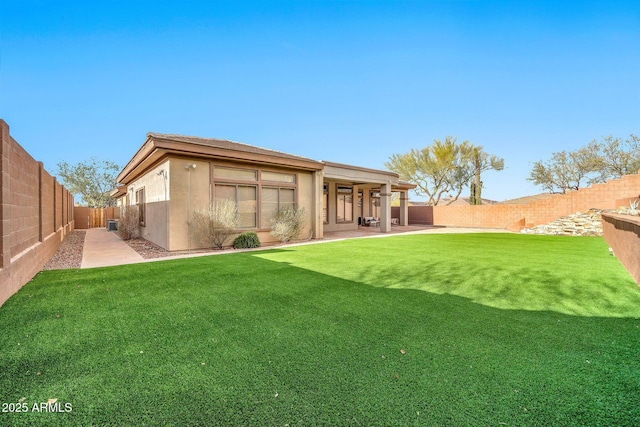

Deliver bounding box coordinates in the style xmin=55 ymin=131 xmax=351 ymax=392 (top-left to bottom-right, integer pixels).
xmin=168 ymin=158 xmax=211 ymax=251
xmin=153 ymin=158 xmax=319 ymax=251
xmin=126 ymin=160 xmax=171 ymax=249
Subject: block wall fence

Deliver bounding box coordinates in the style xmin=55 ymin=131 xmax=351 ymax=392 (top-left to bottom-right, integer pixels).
xmin=424 ymin=172 xmax=640 ymax=231
xmin=1 ymin=119 xmax=74 ymax=307
xmin=602 ymin=214 xmax=640 ymax=285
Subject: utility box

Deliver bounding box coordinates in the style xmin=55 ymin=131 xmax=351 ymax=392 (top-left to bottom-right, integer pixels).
xmin=107 ymin=220 xmax=118 ymax=231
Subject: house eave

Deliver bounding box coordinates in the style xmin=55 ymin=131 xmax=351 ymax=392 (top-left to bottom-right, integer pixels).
xmin=117 ymin=134 xmax=325 ymax=185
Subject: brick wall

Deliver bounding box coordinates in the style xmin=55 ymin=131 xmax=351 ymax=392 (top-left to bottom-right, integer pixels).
xmin=429 ymin=172 xmax=640 ymax=230
xmin=0 ymin=119 xmax=74 ymax=307
xmin=602 ymin=213 xmax=640 ymax=285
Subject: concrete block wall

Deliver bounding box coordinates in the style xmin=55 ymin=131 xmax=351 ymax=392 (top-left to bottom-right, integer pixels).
xmin=430 ymin=172 xmax=640 ymax=230
xmin=602 ymin=213 xmax=640 ymax=285
xmin=0 ymin=119 xmax=74 ymax=307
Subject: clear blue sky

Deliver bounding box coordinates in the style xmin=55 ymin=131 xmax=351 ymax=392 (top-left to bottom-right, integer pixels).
xmin=1 ymin=0 xmax=638 ymax=201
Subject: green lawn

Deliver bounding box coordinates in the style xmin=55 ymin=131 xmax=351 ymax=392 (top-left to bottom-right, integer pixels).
xmin=1 ymin=233 xmax=639 ymax=426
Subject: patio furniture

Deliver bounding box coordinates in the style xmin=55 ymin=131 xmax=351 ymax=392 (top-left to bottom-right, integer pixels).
xmin=363 ymin=217 xmax=379 ymax=227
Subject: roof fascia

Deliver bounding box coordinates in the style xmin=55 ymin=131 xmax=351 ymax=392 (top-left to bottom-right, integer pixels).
xmin=151 ymin=137 xmax=324 ymax=171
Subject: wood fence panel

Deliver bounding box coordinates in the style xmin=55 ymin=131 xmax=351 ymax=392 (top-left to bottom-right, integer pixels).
xmin=74 ymin=207 xmax=120 ymax=229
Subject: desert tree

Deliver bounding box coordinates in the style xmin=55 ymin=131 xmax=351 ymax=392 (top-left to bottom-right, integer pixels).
xmin=57 ymin=157 xmax=120 ymax=207
xmin=593 ymin=134 xmax=640 ymax=181
xmin=527 ymin=136 xmax=638 ymax=194
xmin=386 ymin=136 xmax=504 ymax=206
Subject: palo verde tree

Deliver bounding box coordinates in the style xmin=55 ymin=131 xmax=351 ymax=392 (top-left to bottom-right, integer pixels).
xmin=527 ymin=134 xmax=639 ymax=194
xmin=386 ymin=136 xmax=504 ymax=206
xmin=56 ymin=157 xmax=120 ymax=207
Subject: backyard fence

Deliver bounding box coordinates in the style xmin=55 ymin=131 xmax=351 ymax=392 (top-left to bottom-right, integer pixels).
xmin=74 ymin=207 xmax=120 ymax=229
xmin=0 ymin=119 xmax=75 ymax=307
xmin=398 ymin=173 xmax=640 ymax=231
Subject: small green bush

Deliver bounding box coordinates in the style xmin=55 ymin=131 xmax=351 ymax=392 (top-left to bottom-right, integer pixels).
xmin=233 ymin=231 xmax=261 ymax=249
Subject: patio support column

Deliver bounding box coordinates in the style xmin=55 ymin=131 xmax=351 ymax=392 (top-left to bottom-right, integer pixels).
xmin=312 ymin=171 xmax=323 ymax=239
xmin=400 ymin=190 xmax=408 ymax=226
xmin=380 ymin=182 xmax=392 ymax=233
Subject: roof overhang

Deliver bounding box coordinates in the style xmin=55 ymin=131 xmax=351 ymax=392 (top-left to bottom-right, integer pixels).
xmin=117 ymin=134 xmax=325 ymax=185
xmin=110 ymin=185 xmax=127 ymax=199
xmin=322 ymin=160 xmax=399 ymax=185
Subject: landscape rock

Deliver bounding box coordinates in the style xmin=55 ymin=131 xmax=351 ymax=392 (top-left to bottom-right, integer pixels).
xmin=520 ymin=206 xmax=640 ymax=236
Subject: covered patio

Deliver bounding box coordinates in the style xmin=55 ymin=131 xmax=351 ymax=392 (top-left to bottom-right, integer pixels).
xmin=316 ymin=161 xmax=416 ymax=239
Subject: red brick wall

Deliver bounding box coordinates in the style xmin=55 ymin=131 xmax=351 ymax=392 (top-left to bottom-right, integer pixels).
xmin=0 ymin=119 xmax=74 ymax=307
xmin=602 ymin=213 xmax=640 ymax=285
xmin=430 ymin=173 xmax=640 ymax=230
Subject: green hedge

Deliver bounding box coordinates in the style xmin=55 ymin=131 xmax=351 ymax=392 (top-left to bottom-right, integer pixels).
xmin=233 ymin=231 xmax=261 ymax=249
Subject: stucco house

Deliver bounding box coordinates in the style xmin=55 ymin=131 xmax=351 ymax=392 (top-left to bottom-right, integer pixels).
xmin=113 ymin=133 xmax=415 ymax=251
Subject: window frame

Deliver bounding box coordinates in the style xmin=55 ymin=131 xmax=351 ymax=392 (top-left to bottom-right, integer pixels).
xmin=212 ymin=164 xmax=299 ymax=230
xmin=214 ymin=183 xmax=258 ymax=229
xmin=322 ymin=184 xmax=329 ymax=224
xmin=135 ymin=187 xmax=146 ymax=226
xmin=336 ymin=185 xmax=354 ymax=223
xmin=260 ymin=186 xmax=296 ymax=228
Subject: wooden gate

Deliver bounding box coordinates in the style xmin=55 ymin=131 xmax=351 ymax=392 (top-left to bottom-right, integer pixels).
xmin=74 ymin=207 xmax=120 ymax=229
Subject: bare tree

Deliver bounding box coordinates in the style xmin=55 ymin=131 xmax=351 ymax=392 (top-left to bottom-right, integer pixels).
xmin=528 ymin=136 xmax=639 ymax=193
xmin=190 ymin=199 xmax=240 ymax=249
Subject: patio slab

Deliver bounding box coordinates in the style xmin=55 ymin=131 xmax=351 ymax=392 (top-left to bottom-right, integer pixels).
xmin=81 ymin=228 xmax=144 ymax=268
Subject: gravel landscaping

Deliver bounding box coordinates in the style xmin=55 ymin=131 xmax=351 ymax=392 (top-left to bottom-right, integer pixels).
xmin=42 ymin=230 xmax=86 ymax=270
xmin=124 ymin=236 xmax=172 ymax=259
xmin=42 ymin=230 xmax=175 ymax=270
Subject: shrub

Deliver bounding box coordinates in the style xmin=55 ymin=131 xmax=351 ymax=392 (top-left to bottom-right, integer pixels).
xmin=270 ymin=206 xmax=307 ymax=243
xmin=190 ymin=199 xmax=240 ymax=249
xmin=118 ymin=206 xmax=139 ymax=240
xmin=233 ymin=232 xmax=261 ymax=249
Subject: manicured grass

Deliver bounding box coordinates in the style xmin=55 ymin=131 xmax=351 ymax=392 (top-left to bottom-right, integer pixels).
xmin=1 ymin=233 xmax=639 ymax=426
